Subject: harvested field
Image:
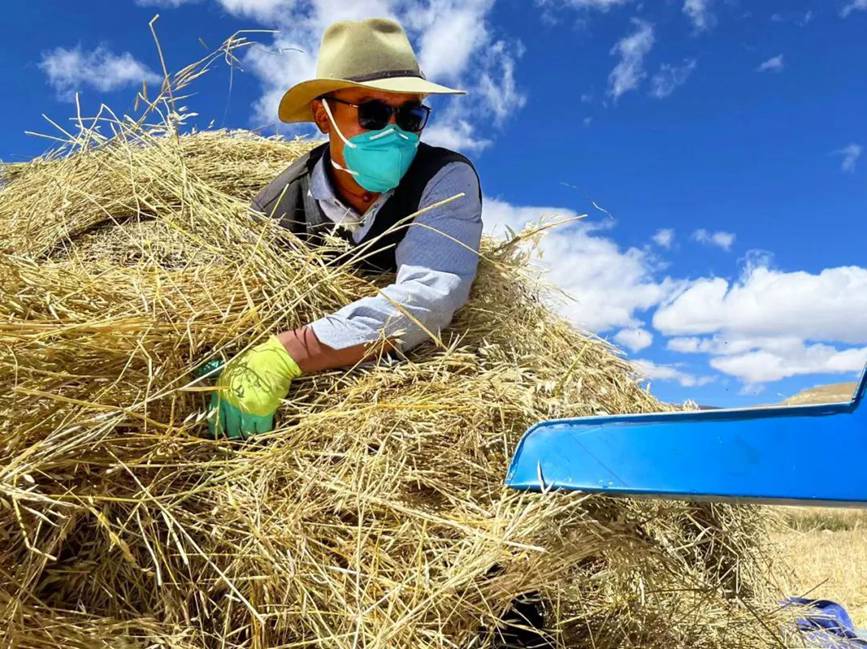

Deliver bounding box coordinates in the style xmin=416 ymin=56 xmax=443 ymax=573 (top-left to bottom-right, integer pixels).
xmin=772 ymin=507 xmax=867 ymax=628
xmin=0 ymin=43 xmax=793 ymax=649
xmin=783 ymin=382 xmax=858 ymax=406
xmin=771 ymin=382 xmax=866 ymax=629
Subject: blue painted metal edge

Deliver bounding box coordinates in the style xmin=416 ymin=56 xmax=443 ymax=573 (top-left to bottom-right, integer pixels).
xmin=853 ymin=362 xmax=866 ymax=410
xmin=505 ymin=363 xmax=867 ymax=506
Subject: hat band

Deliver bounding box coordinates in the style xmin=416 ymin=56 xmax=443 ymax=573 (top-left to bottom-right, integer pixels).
xmin=343 ymin=69 xmax=426 ymax=83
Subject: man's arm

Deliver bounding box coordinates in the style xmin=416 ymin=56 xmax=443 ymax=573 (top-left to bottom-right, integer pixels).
xmin=278 ymin=161 xmax=483 ymax=372
xmin=276 ymin=327 xmax=378 ymax=374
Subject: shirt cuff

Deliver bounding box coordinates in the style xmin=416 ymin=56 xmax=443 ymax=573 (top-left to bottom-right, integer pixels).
xmin=308 ymin=311 xmax=411 ymax=350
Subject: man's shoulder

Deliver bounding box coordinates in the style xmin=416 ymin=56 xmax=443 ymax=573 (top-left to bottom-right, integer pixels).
xmin=270 ymin=141 xmax=328 ymax=186
xmin=252 ymin=142 xmax=327 ymax=211
xmin=415 ymin=144 xmax=481 ymax=201
xmin=417 ymin=142 xmax=476 ymax=170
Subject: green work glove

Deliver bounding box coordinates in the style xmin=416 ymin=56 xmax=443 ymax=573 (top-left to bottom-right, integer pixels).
xmin=206 ymin=335 xmax=302 ymax=439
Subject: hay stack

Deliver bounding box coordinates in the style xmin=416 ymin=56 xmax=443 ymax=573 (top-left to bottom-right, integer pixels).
xmin=0 ymin=107 xmax=785 ymax=647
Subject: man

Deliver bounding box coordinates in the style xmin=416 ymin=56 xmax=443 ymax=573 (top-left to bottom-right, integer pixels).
xmin=203 ymin=19 xmax=552 ymax=647
xmin=206 ymin=17 xmax=483 ymax=438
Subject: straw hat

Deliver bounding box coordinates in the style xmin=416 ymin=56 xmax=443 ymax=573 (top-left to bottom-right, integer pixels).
xmin=278 ymin=18 xmax=465 ymax=123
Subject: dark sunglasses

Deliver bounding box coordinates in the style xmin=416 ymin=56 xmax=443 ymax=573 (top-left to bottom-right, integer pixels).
xmin=325 ymin=97 xmax=431 ymax=133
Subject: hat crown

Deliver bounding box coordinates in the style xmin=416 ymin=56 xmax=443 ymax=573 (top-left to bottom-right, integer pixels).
xmin=315 ymin=18 xmax=424 ymax=82
xmin=277 ymin=17 xmax=464 ymax=124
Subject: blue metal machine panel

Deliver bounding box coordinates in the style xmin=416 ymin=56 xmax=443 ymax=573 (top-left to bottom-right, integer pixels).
xmin=506 ymin=365 xmax=867 ymax=505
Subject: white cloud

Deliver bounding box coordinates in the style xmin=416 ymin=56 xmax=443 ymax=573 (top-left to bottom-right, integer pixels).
xmin=483 ymin=197 xmax=676 ymax=332
xmin=650 ymin=58 xmax=697 ymax=98
xmin=841 ymin=0 xmax=867 ymax=17
xmin=709 ymin=341 xmax=867 ymax=384
xmin=655 ymin=263 xmax=867 ymax=384
xmin=541 ymin=232 xmax=675 ymax=333
xmin=740 ymin=248 xmax=775 ymax=275
xmin=482 ymin=197 xmax=580 ymax=238
xmin=667 ymin=336 xmax=709 ymax=354
xmin=692 ymin=229 xmax=735 ymax=251
xmin=481 ymin=201 xmax=861 ymax=389
xmin=476 ymin=40 xmax=527 ymax=127
xmin=683 ymin=0 xmax=715 ymax=31
xmin=39 ymin=45 xmax=161 ymax=101
xmin=756 ymin=54 xmax=785 ymax=73
xmin=614 ymin=327 xmax=653 ymax=351
xmin=240 ymin=0 xmax=398 ymax=131
xmin=423 ymin=113 xmax=492 ymax=152
xmin=665 ymin=335 xmax=867 ymax=385
xmin=632 ymin=359 xmax=714 ymax=387
xmin=534 ymin=0 xmax=631 ymax=25
xmin=652 ymin=228 xmax=675 ymax=249
xmin=835 ymin=143 xmax=863 ymax=173
xmin=654 ymin=265 xmax=867 ymax=344
xmin=136 ymin=0 xmax=293 ymax=17
xmin=670 ymin=334 xmax=820 ymax=356
xmin=410 ymin=0 xmax=494 ymax=82
xmin=607 ymin=20 xmax=655 ymax=101
xmin=217 ymin=0 xmax=297 ymax=22
xmin=546 ymin=0 xmax=632 ymax=8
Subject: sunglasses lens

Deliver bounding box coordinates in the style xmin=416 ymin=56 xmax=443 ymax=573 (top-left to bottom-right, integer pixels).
xmin=397 ymin=104 xmax=430 ymax=133
xmin=354 ymin=100 xmax=430 ymax=132
xmin=357 ymin=100 xmax=391 ymax=130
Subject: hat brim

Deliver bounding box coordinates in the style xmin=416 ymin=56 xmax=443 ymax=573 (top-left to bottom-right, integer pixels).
xmin=278 ymin=76 xmax=466 ymax=123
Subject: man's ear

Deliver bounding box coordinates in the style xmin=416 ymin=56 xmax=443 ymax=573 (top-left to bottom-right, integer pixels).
xmin=311 ymin=99 xmax=330 ymax=134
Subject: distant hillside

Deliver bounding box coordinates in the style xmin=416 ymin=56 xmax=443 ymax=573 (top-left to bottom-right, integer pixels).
xmin=783 ymin=382 xmax=857 ymax=406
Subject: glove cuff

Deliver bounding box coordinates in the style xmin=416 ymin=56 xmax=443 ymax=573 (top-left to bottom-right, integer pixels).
xmin=265 ymin=335 xmax=303 ymax=380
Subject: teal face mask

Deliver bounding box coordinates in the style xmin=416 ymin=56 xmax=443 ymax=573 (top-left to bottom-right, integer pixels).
xmin=322 ymin=98 xmax=420 ymax=193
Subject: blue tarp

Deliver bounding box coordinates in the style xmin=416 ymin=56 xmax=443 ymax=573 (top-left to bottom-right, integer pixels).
xmin=784 ymin=598 xmax=867 ymax=648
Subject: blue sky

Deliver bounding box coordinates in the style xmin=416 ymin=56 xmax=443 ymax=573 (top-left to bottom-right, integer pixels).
xmin=2 ymin=0 xmax=866 ymax=407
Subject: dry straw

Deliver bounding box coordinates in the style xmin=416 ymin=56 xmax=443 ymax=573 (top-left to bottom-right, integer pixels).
xmin=0 ymin=30 xmax=790 ymax=649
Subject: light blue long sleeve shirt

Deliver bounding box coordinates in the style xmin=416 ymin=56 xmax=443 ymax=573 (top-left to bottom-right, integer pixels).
xmin=306 ymin=153 xmax=483 ymax=351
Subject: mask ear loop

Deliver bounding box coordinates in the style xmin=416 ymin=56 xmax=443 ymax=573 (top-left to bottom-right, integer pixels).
xmin=321 ymin=98 xmax=357 ymax=149
xmin=320 ymin=97 xmax=360 ymax=178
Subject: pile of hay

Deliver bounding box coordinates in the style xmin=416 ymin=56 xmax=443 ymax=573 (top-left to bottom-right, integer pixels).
xmin=1 ymin=98 xmax=786 ymax=648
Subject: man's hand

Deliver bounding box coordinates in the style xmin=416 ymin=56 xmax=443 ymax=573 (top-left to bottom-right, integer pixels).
xmin=206 ymin=335 xmax=302 ymax=439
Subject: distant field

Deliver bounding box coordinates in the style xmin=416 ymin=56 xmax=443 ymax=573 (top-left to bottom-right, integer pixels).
xmin=783 ymin=382 xmax=857 ymax=405
xmin=771 ymin=507 xmax=867 ymax=627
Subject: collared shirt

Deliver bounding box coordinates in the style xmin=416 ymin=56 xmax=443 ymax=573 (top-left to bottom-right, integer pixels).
xmin=307 ymin=153 xmax=395 ymax=241
xmin=306 ymin=153 xmax=483 ymax=351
